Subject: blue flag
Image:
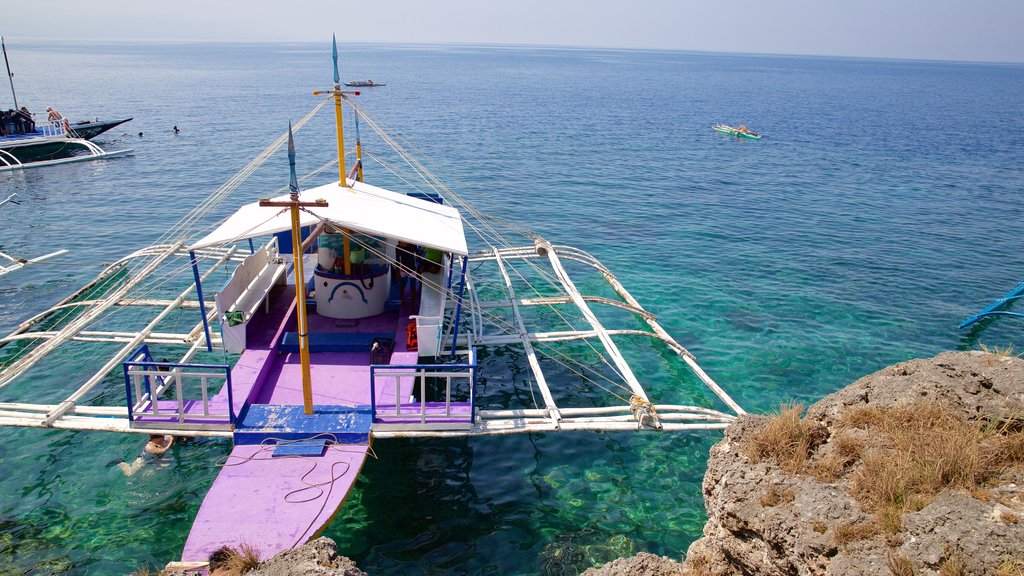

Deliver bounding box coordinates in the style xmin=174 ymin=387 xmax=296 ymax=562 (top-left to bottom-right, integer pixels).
xmin=288 ymin=121 xmax=299 ymax=195
xmin=332 ymin=34 xmax=340 ymax=85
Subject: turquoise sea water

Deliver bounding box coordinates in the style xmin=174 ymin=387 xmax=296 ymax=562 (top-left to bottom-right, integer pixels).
xmin=1 ymin=42 xmax=1023 ymax=574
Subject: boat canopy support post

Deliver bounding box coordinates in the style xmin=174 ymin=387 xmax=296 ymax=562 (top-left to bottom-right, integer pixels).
xmin=258 ymin=124 xmax=327 ymax=415
xmin=450 ymin=255 xmax=469 ymax=356
xmin=189 ymin=251 xmax=213 ymax=352
xmin=353 ymin=107 xmax=364 ymax=182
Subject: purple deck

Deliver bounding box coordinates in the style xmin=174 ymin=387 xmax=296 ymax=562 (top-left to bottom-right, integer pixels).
xmin=183 ymin=281 xmax=421 ymax=561
xmin=180 ymin=443 xmax=369 ymax=562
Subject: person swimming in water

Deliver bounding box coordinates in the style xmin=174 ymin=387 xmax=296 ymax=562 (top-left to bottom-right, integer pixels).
xmin=117 ymin=434 xmax=174 ymax=476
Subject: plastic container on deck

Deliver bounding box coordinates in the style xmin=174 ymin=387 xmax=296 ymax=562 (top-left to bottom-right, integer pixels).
xmin=370 ymin=337 xmax=394 ymax=365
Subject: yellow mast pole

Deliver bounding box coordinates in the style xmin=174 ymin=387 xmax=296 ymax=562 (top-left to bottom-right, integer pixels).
xmin=259 ymin=123 xmax=326 ymax=415
xmin=354 ymin=110 xmax=364 ymax=182
xmin=315 ymin=34 xmax=354 ymax=275
xmin=289 ymin=203 xmax=314 ymax=413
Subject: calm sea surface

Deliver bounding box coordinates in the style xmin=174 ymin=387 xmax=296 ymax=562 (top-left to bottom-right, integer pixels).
xmin=1 ymin=42 xmax=1023 ymax=575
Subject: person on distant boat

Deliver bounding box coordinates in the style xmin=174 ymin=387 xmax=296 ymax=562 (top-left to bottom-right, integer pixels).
xmin=0 ymin=110 xmax=7 ymax=137
xmin=117 ymin=434 xmax=174 ymax=476
xmin=368 ymin=79 xmax=374 ymax=86
xmin=738 ymin=124 xmax=750 ymax=134
xmin=46 ymin=107 xmax=71 ymax=132
xmin=15 ymin=107 xmax=33 ymax=133
xmin=395 ymin=241 xmax=421 ymax=304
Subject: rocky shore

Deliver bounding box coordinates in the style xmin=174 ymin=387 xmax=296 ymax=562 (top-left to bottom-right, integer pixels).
xmin=164 ymin=351 xmax=1024 ymax=576
xmin=585 ymin=350 xmax=1024 ymax=575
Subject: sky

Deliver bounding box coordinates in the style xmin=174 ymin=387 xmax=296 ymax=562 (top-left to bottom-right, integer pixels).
xmin=2 ymin=0 xmax=1022 ymax=63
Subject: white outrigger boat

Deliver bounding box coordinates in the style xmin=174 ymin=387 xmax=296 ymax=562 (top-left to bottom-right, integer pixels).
xmin=0 ymin=39 xmax=743 ymax=566
xmin=0 ymin=37 xmax=132 ymax=171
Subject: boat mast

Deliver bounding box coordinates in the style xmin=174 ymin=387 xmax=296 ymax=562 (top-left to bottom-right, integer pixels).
xmin=1 ymin=37 xmax=19 ymax=110
xmin=314 ymin=34 xmax=356 ymax=274
xmin=354 ymin=109 xmax=364 ymax=182
xmin=329 ymin=34 xmax=346 ymax=184
xmin=258 ymin=124 xmax=326 ymax=415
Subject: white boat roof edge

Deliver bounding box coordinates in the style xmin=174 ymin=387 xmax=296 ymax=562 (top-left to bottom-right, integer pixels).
xmin=189 ymin=178 xmax=469 ymax=255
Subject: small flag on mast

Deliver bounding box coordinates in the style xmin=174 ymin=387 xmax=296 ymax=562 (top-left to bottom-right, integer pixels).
xmin=287 ymin=121 xmax=299 ymax=196
xmin=332 ymin=34 xmax=340 ymax=85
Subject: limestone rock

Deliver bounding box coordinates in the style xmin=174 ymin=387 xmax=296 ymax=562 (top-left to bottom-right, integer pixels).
xmin=580 ymin=551 xmax=687 ymax=575
xmin=597 ymin=351 xmax=1024 ymax=576
xmin=677 ymin=351 xmax=1024 ymax=576
xmin=247 ymin=537 xmax=365 ymax=576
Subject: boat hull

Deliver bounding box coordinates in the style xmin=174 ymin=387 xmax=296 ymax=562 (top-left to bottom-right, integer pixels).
xmin=712 ymin=124 xmax=763 ymax=140
xmin=66 ymin=117 xmax=133 ymax=139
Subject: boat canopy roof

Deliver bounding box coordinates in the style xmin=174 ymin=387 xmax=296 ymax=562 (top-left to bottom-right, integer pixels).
xmin=189 ymin=179 xmax=468 ymax=255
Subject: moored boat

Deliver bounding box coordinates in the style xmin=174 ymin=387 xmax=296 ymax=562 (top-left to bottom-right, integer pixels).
xmin=0 ymin=37 xmax=744 ymax=567
xmin=343 ymin=79 xmax=384 ymax=87
xmin=0 ymin=37 xmax=133 ymax=170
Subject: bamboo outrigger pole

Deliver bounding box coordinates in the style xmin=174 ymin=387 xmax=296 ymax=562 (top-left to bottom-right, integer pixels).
xmin=259 ymin=124 xmax=326 ymax=415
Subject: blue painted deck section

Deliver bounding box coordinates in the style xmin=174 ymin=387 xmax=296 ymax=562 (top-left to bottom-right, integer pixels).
xmin=272 ymin=439 xmax=328 ymax=457
xmin=234 ymin=404 xmax=373 ymax=445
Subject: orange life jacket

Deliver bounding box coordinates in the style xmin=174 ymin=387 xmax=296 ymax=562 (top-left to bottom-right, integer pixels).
xmin=406 ymin=320 xmax=418 ymax=351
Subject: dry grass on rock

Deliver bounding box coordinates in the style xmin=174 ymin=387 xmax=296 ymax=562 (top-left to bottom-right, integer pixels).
xmin=744 ymin=401 xmax=1024 ymax=534
xmin=742 ymin=405 xmax=827 ymax=474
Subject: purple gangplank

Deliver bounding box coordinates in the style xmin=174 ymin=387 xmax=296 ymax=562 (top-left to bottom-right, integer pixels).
xmin=181 ymin=284 xmax=419 ymax=562
xmin=180 ymin=443 xmax=369 ymax=561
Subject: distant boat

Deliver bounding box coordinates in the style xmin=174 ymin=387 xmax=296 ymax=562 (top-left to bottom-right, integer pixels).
xmin=343 ymin=79 xmax=385 ymax=87
xmin=66 ymin=117 xmax=134 ymax=140
xmin=0 ymin=37 xmax=132 ymax=170
xmin=712 ymin=123 xmax=763 ymax=140
xmin=959 ymin=281 xmax=1024 ymax=329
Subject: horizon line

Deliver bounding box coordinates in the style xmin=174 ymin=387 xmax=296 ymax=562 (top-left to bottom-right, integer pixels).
xmin=6 ymin=37 xmax=1024 ymax=67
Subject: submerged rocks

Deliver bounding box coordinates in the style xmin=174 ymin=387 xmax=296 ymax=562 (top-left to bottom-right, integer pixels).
xmin=580 ymin=551 xmax=686 ymax=575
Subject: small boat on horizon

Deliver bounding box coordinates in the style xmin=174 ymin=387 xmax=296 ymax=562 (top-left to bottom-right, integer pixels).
xmin=343 ymin=79 xmax=385 ymax=87
xmin=712 ymin=123 xmax=763 ymax=140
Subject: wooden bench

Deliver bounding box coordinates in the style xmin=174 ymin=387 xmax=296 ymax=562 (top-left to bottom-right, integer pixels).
xmin=215 ymin=240 xmax=287 ymax=353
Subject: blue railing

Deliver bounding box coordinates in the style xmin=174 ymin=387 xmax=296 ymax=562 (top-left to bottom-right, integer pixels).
xmin=123 ymin=345 xmax=235 ymax=430
xmin=369 ymin=348 xmax=477 ymax=426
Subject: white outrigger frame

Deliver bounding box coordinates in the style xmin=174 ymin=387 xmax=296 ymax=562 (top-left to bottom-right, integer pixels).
xmin=0 ymin=101 xmax=744 ymax=439
xmin=0 ymin=193 xmax=68 ymax=277
xmin=0 ymin=236 xmax=744 ymax=437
